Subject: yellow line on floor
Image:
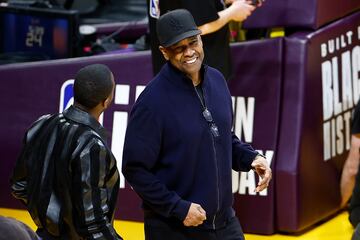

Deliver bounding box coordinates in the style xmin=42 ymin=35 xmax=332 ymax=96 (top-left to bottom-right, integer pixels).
xmin=0 ymin=208 xmax=353 ymax=239
xmin=0 ymin=208 xmax=143 ymax=240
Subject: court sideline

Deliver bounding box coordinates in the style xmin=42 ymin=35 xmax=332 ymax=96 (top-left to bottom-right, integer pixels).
xmin=0 ymin=208 xmax=353 ymax=239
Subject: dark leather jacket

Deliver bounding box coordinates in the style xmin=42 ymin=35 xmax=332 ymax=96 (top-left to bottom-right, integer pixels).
xmin=11 ymin=106 xmax=122 ymax=240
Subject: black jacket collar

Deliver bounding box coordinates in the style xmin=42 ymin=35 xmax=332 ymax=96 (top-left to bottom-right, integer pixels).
xmin=63 ymin=105 xmax=108 ymax=140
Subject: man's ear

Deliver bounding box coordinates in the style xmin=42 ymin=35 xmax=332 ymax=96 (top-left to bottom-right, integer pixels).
xmin=103 ymin=96 xmax=111 ymax=109
xmin=159 ymin=46 xmax=169 ymax=61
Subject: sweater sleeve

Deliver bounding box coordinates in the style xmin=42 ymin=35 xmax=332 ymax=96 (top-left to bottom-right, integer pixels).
xmin=231 ymin=132 xmax=259 ymax=172
xmin=122 ymin=104 xmax=191 ymax=221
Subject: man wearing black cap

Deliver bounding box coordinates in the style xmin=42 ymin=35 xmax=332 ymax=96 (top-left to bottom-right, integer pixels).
xmin=147 ymin=0 xmax=256 ymax=80
xmin=122 ymin=9 xmax=271 ymax=239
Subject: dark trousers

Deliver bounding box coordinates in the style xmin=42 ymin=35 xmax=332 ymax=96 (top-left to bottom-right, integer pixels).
xmin=145 ymin=216 xmax=245 ymax=240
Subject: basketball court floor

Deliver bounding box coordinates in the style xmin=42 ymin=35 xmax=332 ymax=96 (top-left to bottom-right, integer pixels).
xmin=0 ymin=208 xmax=353 ymax=239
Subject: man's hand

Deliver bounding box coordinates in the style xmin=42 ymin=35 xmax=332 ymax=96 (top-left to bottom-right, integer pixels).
xmin=251 ymin=155 xmax=272 ymax=192
xmin=224 ymin=0 xmax=236 ymax=4
xmin=183 ymin=203 xmax=206 ymax=227
xmin=228 ymin=0 xmax=256 ymax=22
xmin=226 ymin=0 xmax=264 ymax=7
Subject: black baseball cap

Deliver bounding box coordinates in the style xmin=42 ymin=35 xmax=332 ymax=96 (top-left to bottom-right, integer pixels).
xmin=156 ymin=9 xmax=202 ymax=47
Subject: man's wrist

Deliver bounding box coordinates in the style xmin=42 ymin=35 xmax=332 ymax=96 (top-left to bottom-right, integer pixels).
xmin=172 ymin=199 xmax=192 ymax=221
xmin=251 ymin=153 xmax=266 ymax=170
xmin=255 ymin=153 xmax=265 ymax=159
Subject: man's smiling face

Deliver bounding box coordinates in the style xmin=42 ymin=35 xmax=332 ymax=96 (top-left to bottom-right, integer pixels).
xmin=160 ymin=35 xmax=204 ymax=80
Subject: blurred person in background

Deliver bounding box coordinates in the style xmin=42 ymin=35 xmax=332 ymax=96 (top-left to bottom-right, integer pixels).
xmin=0 ymin=216 xmax=39 ymax=240
xmin=350 ymin=171 xmax=360 ymax=240
xmin=341 ymin=98 xmax=360 ymax=208
xmin=343 ymin=100 xmax=360 ymax=240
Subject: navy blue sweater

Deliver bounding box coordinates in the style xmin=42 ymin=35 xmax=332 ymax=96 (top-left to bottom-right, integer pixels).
xmin=122 ymin=63 xmax=258 ymax=229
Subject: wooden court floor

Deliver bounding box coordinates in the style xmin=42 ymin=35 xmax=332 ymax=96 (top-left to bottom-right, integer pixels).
xmin=0 ymin=208 xmax=353 ymax=239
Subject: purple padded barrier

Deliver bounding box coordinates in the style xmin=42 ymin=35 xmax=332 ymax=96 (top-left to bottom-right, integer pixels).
xmin=277 ymin=11 xmax=360 ymax=232
xmin=0 ymin=41 xmax=283 ymax=234
xmin=243 ymin=0 xmax=360 ymax=30
xmin=229 ymin=38 xmax=283 ymax=234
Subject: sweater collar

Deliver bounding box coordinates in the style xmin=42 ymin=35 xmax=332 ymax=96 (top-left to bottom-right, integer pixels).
xmin=161 ymin=62 xmax=208 ymax=90
xmin=63 ymin=105 xmax=108 ymax=140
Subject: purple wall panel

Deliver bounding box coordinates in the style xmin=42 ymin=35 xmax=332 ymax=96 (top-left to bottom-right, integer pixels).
xmin=277 ymin=11 xmax=360 ymax=232
xmin=229 ymin=38 xmax=283 ymax=234
xmin=243 ymin=0 xmax=360 ymax=30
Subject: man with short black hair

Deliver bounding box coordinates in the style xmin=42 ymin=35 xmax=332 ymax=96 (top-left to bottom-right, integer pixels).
xmin=11 ymin=64 xmax=122 ymax=240
xmin=123 ymin=9 xmax=271 ymax=240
